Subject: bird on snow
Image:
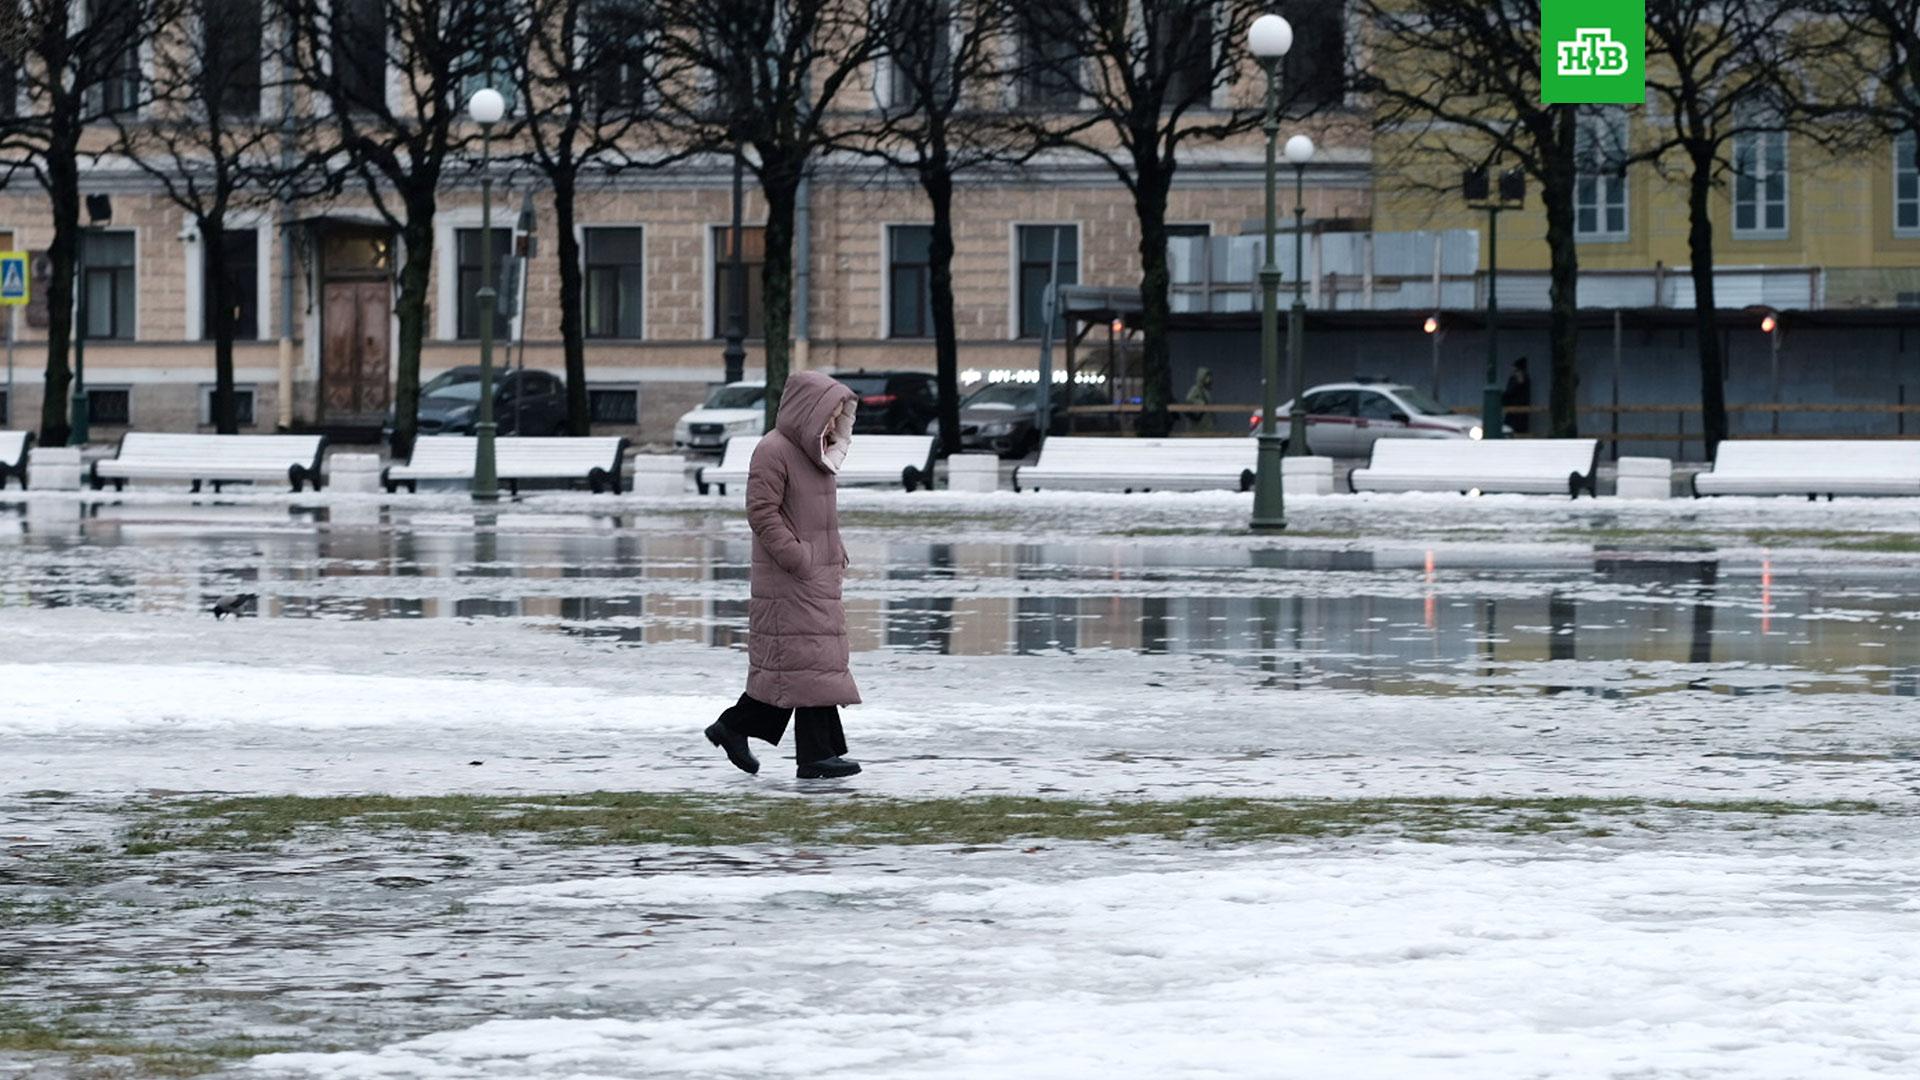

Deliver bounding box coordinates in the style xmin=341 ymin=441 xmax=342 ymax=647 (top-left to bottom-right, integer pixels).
xmin=210 ymin=593 xmax=257 ymax=620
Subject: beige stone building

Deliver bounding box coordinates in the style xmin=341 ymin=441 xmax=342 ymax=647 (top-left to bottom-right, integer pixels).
xmin=0 ymin=149 xmax=1371 ymax=445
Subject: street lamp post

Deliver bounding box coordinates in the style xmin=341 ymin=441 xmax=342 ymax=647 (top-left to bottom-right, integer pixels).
xmin=1761 ymin=311 xmax=1780 ymax=435
xmin=1283 ymin=133 xmax=1314 ymax=458
xmin=722 ymin=143 xmax=747 ymax=386
xmin=71 ymin=194 xmax=113 ymax=446
xmin=1247 ymin=12 xmax=1293 ymax=533
xmin=468 ymin=88 xmax=505 ymax=502
xmin=1466 ymin=167 xmax=1524 ymax=440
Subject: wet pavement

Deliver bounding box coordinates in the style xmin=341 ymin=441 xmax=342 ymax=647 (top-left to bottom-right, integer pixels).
xmin=1 ymin=498 xmax=1917 ymax=696
xmin=4 ymin=492 xmax=1920 ymax=1076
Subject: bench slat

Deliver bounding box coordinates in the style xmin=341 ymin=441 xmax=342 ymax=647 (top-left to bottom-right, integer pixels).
xmin=90 ymin=433 xmax=327 ymax=492
xmin=386 ymin=436 xmax=629 ymax=493
xmin=1016 ymin=437 xmax=1256 ymax=492
xmin=1349 ymin=439 xmax=1599 ymax=496
xmin=697 ymin=434 xmax=935 ymax=493
xmin=1694 ymin=440 xmax=1920 ymax=497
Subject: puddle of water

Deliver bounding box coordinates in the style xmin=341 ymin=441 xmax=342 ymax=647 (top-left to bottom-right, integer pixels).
xmin=2 ymin=505 xmax=1917 ymax=696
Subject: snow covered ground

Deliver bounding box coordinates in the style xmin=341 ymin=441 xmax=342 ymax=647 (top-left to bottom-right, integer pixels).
xmin=3 ymin=490 xmax=1919 ymax=1077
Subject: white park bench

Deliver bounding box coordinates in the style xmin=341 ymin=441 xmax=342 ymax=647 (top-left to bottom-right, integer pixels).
xmin=1011 ymin=437 xmax=1256 ymax=493
xmin=1692 ymin=439 xmax=1920 ymax=499
xmin=1348 ymin=438 xmax=1601 ymax=498
xmin=695 ymin=434 xmax=937 ymax=494
xmin=383 ymin=435 xmax=630 ymax=494
xmin=90 ymin=433 xmax=329 ymax=492
xmin=0 ymin=430 xmax=32 ymax=489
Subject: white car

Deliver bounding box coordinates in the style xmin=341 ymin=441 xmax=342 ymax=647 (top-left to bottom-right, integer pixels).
xmin=1249 ymin=381 xmax=1501 ymax=457
xmin=674 ymin=381 xmax=767 ymax=454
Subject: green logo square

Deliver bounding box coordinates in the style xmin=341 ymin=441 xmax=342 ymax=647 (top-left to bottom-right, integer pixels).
xmin=1541 ymin=0 xmax=1645 ymax=104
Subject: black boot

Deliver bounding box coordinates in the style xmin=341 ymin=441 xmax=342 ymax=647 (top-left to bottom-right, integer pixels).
xmin=797 ymin=756 xmax=861 ymax=779
xmin=704 ymin=718 xmax=760 ymax=775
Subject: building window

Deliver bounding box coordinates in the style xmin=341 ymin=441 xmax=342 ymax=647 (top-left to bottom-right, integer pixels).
xmin=1155 ymin=6 xmax=1214 ymax=109
xmin=0 ymin=46 xmax=19 ymax=120
xmin=584 ymin=227 xmax=644 ymax=339
xmin=1733 ymin=128 xmax=1788 ymax=238
xmin=887 ymin=225 xmax=934 ymax=338
xmin=203 ymin=228 xmax=259 ymax=340
xmin=459 ymin=0 xmax=521 ymax=108
xmin=1281 ymin=0 xmax=1344 ymax=110
xmin=1016 ymin=224 xmax=1079 ymax=339
xmin=81 ymin=231 xmax=136 ymax=340
xmin=588 ymin=0 xmax=651 ymax=114
xmin=711 ymin=225 xmax=765 ymax=338
xmin=1575 ymin=109 xmax=1629 ymax=241
xmin=455 ymin=227 xmax=512 ymax=339
xmin=588 ymin=385 xmax=639 ymax=424
xmin=883 ymin=0 xmax=952 ymax=111
xmin=1896 ymin=134 xmax=1920 ymax=237
xmin=202 ymin=0 xmax=262 ymax=117
xmin=334 ymin=0 xmax=385 ymax=110
xmin=87 ymin=387 xmax=132 ymax=426
xmin=90 ymin=0 xmax=143 ymax=116
xmin=1017 ymin=7 xmax=1080 ymax=109
xmin=200 ymin=384 xmax=256 ymax=426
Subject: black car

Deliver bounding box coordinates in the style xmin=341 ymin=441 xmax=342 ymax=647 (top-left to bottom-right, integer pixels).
xmin=958 ymin=382 xmax=1117 ymax=458
xmin=400 ymin=366 xmax=569 ymax=437
xmin=831 ymin=370 xmax=939 ymax=436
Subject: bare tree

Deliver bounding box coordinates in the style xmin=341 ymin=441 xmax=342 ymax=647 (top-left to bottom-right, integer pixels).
xmin=1 ymin=0 xmax=172 ymax=446
xmin=284 ymin=0 xmax=526 ymax=455
xmin=514 ymin=0 xmax=688 ymax=434
xmin=1357 ymin=0 xmax=1583 ymax=437
xmin=1006 ymin=0 xmax=1310 ymax=438
xmin=1635 ymin=0 xmax=1813 ymax=456
xmin=648 ymin=0 xmax=881 ymax=428
xmin=110 ymin=0 xmax=315 ymax=432
xmin=850 ymin=0 xmax=1027 ymax=456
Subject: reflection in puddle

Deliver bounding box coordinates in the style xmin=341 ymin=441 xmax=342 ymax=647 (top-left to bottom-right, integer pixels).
xmin=2 ymin=503 xmax=1917 ymax=696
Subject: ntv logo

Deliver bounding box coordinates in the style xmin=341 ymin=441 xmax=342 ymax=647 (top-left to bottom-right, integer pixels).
xmin=1556 ymin=28 xmax=1630 ymax=77
xmin=1541 ymin=1 xmax=1642 ymax=102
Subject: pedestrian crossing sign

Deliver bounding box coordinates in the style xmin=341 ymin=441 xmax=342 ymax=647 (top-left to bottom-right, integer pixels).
xmin=0 ymin=253 xmax=26 ymax=306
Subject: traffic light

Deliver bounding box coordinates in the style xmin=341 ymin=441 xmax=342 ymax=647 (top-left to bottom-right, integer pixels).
xmin=1760 ymin=313 xmax=1777 ymax=334
xmin=1423 ymin=315 xmax=1439 ymax=335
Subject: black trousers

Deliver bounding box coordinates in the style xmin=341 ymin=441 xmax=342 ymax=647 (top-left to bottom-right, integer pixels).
xmin=721 ymin=693 xmax=848 ymax=763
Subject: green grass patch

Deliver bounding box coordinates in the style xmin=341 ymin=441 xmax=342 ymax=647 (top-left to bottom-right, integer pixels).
xmin=118 ymin=792 xmax=1883 ymax=856
xmin=0 ymin=1007 xmax=297 ymax=1076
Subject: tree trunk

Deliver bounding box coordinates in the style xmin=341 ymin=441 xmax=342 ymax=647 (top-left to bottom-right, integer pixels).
xmin=759 ymin=169 xmax=800 ymax=432
xmin=1540 ymin=109 xmax=1581 ymax=437
xmin=1686 ymin=154 xmax=1727 ymax=459
xmin=552 ymin=177 xmax=591 ymax=435
xmin=1133 ymin=163 xmax=1176 ymax=439
xmin=923 ymin=163 xmax=960 ymax=457
xmin=203 ymin=217 xmax=239 ymax=434
xmin=390 ymin=202 xmax=436 ymax=460
xmin=39 ymin=147 xmax=80 ymax=447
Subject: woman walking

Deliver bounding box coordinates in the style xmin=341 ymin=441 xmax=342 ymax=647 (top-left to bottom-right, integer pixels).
xmin=704 ymin=371 xmax=863 ymax=779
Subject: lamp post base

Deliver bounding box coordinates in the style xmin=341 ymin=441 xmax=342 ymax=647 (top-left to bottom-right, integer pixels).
xmin=1249 ymin=433 xmax=1287 ymax=532
xmin=1481 ymin=385 xmax=1505 ymax=440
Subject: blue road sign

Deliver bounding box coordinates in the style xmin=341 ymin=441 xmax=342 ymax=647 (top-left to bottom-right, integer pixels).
xmin=0 ymin=253 xmax=27 ymax=306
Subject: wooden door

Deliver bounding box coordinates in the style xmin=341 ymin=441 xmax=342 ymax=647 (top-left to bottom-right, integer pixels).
xmin=321 ymin=281 xmax=390 ymax=419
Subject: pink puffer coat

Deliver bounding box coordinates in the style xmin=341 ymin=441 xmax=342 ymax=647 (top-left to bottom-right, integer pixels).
xmin=744 ymin=371 xmax=862 ymax=708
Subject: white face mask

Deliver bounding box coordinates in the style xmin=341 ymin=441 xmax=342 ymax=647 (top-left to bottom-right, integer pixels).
xmin=820 ymin=398 xmax=855 ymax=473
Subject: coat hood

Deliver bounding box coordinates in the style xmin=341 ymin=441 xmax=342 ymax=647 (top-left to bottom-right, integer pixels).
xmin=774 ymin=371 xmax=858 ymax=472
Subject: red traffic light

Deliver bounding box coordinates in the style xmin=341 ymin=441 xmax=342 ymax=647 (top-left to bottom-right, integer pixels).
xmin=1423 ymin=316 xmax=1439 ymax=335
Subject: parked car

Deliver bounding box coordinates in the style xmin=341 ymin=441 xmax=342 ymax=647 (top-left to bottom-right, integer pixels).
xmin=1249 ymin=381 xmax=1501 ymax=457
xmin=831 ymin=370 xmax=940 ymax=436
xmin=954 ymin=382 xmax=1118 ymax=458
xmin=674 ymin=381 xmax=767 ymax=455
xmin=390 ymin=366 xmax=569 ymax=438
